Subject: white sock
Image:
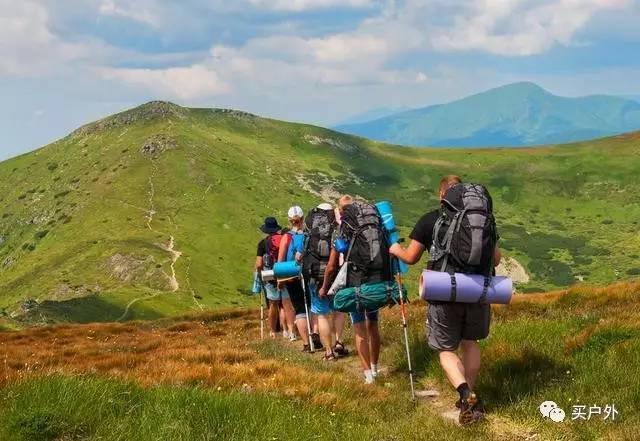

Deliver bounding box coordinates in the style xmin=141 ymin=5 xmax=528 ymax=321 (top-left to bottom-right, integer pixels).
xmin=364 ymin=369 xmax=374 ymax=384
xmin=371 ymin=363 xmax=378 ymax=377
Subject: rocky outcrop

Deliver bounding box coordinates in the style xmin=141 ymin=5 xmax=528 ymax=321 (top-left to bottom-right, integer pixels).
xmin=141 ymin=134 xmax=177 ymax=156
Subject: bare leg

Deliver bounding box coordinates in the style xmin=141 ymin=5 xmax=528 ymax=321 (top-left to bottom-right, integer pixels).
xmin=279 ymin=306 xmax=286 ymax=335
xmin=460 ymin=340 xmax=481 ymax=389
xmin=334 ymin=312 xmax=346 ymax=344
xmin=312 ymin=314 xmax=319 ymax=334
xmin=268 ymin=301 xmax=279 ymax=335
xmin=353 ymin=322 xmax=371 ymax=370
xmin=366 ymin=320 xmax=380 ymax=365
xmin=295 ymin=315 xmax=310 ymax=345
xmin=281 ymin=298 xmax=297 ymax=336
xmin=318 ymin=313 xmax=335 ymax=355
xmin=439 ymin=351 xmax=467 ymax=389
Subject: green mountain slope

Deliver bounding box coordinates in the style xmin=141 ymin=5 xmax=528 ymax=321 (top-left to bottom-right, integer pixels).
xmin=334 ymin=82 xmax=640 ymax=147
xmin=1 ymin=101 xmax=639 ymax=325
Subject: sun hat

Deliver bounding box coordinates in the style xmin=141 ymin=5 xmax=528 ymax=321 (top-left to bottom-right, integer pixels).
xmin=260 ymin=217 xmax=282 ymax=234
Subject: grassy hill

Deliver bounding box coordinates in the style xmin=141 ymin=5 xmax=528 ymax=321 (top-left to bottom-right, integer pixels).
xmin=0 ymin=101 xmax=639 ymax=325
xmin=1 ymin=281 xmax=639 ymax=440
xmin=335 ymin=82 xmax=640 ymax=147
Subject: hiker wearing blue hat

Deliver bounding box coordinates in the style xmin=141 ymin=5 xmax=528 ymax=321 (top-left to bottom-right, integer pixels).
xmin=256 ymin=216 xmax=296 ymax=339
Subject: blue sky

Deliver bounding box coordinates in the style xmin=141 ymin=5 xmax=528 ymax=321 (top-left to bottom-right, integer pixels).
xmin=1 ymin=0 xmax=640 ymax=160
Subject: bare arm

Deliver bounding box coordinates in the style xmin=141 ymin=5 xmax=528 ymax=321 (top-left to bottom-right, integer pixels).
xmin=319 ymin=249 xmax=339 ymax=296
xmin=493 ymin=246 xmax=501 ymax=267
xmin=389 ymin=240 xmax=426 ymax=265
xmin=277 ymin=234 xmax=290 ymax=262
xmin=255 ymin=256 xmax=263 ymax=271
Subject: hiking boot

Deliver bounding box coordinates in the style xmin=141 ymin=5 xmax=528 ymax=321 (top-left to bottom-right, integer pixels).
xmin=301 ymin=344 xmax=311 ymax=353
xmin=458 ymin=393 xmax=485 ymax=426
xmin=311 ymin=333 xmax=323 ymax=350
xmin=333 ymin=341 xmax=349 ymax=357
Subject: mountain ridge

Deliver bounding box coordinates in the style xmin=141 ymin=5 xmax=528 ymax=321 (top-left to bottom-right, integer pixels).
xmin=334 ymin=82 xmax=640 ymax=147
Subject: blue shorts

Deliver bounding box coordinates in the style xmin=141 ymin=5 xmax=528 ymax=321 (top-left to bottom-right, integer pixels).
xmin=309 ymin=280 xmax=334 ymax=315
xmin=350 ymin=310 xmax=379 ymax=325
xmin=265 ymin=284 xmax=289 ymax=302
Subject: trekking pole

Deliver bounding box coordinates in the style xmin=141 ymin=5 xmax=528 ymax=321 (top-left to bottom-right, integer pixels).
xmin=299 ymin=272 xmax=316 ymax=353
xmin=260 ymin=285 xmax=266 ymax=340
xmin=394 ymin=259 xmax=416 ymax=402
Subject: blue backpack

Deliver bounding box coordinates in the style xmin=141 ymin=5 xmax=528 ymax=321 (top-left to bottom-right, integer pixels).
xmin=286 ymin=230 xmax=306 ymax=262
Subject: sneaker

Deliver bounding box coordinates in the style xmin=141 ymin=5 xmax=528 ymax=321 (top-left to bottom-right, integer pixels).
xmin=333 ymin=341 xmax=349 ymax=357
xmin=289 ymin=334 xmax=297 ymax=342
xmin=363 ymin=370 xmax=375 ymax=384
xmin=458 ymin=393 xmax=485 ymax=426
xmin=311 ymin=333 xmax=323 ymax=350
xmin=301 ymin=344 xmax=311 ymax=353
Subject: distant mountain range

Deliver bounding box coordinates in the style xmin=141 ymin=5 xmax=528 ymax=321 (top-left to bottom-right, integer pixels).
xmin=333 ymin=82 xmax=640 ymax=147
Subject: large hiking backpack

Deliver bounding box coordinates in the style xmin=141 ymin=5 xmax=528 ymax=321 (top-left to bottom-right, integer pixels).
xmin=428 ymin=183 xmax=498 ymax=277
xmin=340 ymin=202 xmax=392 ymax=287
xmin=262 ymin=233 xmax=283 ymax=270
xmin=303 ymin=207 xmax=336 ymax=281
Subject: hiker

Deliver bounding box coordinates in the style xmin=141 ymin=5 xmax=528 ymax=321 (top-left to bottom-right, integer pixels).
xmin=305 ymin=202 xmax=349 ymax=360
xmin=320 ymin=195 xmax=391 ymax=383
xmin=255 ymin=216 xmax=296 ymax=339
xmin=278 ymin=206 xmax=322 ymax=351
xmin=390 ymin=175 xmax=501 ymax=425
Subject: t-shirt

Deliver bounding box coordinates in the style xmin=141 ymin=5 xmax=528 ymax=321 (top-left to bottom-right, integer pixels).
xmin=409 ymin=209 xmax=440 ymax=251
xmin=256 ymin=238 xmax=267 ymax=257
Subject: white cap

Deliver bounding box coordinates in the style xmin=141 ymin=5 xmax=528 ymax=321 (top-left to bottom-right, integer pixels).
xmin=317 ymin=203 xmax=333 ymax=210
xmin=287 ymin=205 xmax=304 ymax=219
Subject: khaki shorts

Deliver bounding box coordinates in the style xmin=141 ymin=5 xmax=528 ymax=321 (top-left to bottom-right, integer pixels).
xmin=427 ymin=303 xmax=491 ymax=351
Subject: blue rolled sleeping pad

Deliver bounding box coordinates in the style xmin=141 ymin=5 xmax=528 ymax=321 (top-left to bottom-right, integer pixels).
xmin=375 ymin=201 xmax=409 ymax=274
xmin=272 ymin=261 xmax=302 ymax=279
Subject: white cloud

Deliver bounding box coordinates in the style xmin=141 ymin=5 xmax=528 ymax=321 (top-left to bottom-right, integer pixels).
xmin=249 ymin=0 xmax=375 ymax=12
xmin=99 ymin=65 xmax=231 ymax=99
xmin=430 ymin=0 xmax=630 ymax=56
xmin=98 ymin=0 xmax=163 ymax=27
xmin=0 ymin=0 xmax=89 ymax=75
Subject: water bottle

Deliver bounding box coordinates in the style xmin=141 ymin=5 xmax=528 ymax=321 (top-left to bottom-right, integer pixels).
xmin=252 ymin=270 xmax=262 ymax=294
xmin=375 ymin=201 xmax=409 ymax=274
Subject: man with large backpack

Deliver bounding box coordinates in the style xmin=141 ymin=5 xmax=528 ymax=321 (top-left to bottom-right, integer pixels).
xmin=390 ymin=176 xmax=501 ymax=426
xmin=255 ymin=216 xmax=296 ymax=339
xmin=305 ymin=202 xmax=348 ymax=360
xmin=320 ymin=195 xmax=391 ymax=383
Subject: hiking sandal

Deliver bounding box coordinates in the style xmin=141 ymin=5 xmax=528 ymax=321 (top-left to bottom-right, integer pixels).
xmin=333 ymin=341 xmax=349 ymax=357
xmin=322 ymin=352 xmax=336 ymax=362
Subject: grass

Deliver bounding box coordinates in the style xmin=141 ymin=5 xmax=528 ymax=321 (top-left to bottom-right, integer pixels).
xmin=1 ymin=280 xmax=639 ymax=440
xmin=0 ymin=102 xmax=639 ymax=324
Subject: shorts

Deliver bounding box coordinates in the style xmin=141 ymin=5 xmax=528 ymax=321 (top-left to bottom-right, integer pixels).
xmin=308 ymin=280 xmax=333 ymax=315
xmin=350 ymin=310 xmax=379 ymax=325
xmin=265 ymin=283 xmax=289 ymax=302
xmin=287 ymin=280 xmax=309 ymax=319
xmin=427 ymin=302 xmax=491 ymax=351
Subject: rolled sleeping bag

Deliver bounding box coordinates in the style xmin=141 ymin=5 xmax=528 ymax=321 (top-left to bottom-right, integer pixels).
xmin=272 ymin=261 xmax=302 ymax=279
xmin=419 ymin=270 xmax=513 ymax=304
xmin=374 ymin=201 xmax=408 ymax=274
xmin=261 ymin=270 xmax=276 ymax=283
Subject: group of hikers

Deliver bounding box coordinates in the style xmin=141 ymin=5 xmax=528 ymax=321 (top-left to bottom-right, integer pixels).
xmin=254 ymin=175 xmax=501 ymax=426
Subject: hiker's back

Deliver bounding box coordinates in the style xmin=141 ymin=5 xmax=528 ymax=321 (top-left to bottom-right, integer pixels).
xmin=341 ymin=202 xmax=391 ymax=286
xmin=428 ymin=183 xmax=497 ymax=276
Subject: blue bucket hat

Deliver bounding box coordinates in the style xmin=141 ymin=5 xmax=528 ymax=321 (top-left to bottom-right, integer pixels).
xmin=260 ymin=217 xmax=282 ymax=234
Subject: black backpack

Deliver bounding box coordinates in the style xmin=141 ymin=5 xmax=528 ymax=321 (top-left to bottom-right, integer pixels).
xmin=303 ymin=207 xmax=337 ymax=282
xmin=340 ymin=202 xmax=392 ymax=287
xmin=428 ymin=183 xmax=498 ymax=277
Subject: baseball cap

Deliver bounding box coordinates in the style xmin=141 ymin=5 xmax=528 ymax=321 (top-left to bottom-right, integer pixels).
xmin=287 ymin=205 xmax=304 ymax=219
